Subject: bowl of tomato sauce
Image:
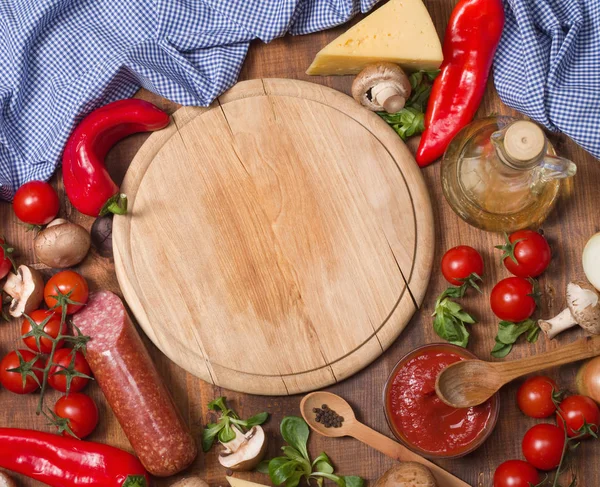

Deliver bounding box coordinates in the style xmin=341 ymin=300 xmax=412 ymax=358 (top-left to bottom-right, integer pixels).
xmin=384 ymin=343 xmax=499 ymax=459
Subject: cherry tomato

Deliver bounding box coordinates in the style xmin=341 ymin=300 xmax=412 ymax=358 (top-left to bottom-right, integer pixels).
xmin=0 ymin=350 xmax=45 ymax=394
xmin=21 ymin=310 xmax=67 ymax=354
xmin=441 ymin=246 xmax=484 ymax=286
xmin=0 ymin=237 xmax=14 ymax=280
xmin=490 ymin=277 xmax=537 ymax=322
xmin=493 ymin=460 xmax=540 ymax=487
xmin=13 ymin=180 xmax=59 ymax=225
xmin=556 ymin=395 xmax=600 ymax=438
xmin=499 ymin=230 xmax=551 ymax=278
xmin=54 ymin=393 xmax=99 ymax=439
xmin=44 ymin=271 xmax=89 ymax=315
xmin=48 ymin=349 xmax=92 ymax=393
xmin=522 ymin=423 xmax=565 ymax=471
xmin=517 ymin=376 xmax=558 ymax=418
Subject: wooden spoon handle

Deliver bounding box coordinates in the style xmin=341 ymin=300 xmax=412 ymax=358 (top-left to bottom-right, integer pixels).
xmin=500 ymin=335 xmax=600 ymax=382
xmin=350 ymin=422 xmax=472 ymax=487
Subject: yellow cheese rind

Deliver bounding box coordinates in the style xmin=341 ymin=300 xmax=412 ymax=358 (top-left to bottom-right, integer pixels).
xmin=307 ymin=0 xmax=443 ymax=76
xmin=226 ymin=477 xmax=271 ymax=487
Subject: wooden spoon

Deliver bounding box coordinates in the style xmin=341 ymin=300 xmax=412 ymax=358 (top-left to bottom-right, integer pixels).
xmin=436 ymin=335 xmax=600 ymax=408
xmin=300 ymin=391 xmax=472 ymax=487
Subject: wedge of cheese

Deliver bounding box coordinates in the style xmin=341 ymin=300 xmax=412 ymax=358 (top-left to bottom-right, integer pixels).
xmin=227 ymin=477 xmax=271 ymax=487
xmin=306 ymin=0 xmax=443 ymax=76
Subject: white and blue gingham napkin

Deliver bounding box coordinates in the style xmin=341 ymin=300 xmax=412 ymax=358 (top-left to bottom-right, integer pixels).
xmin=494 ymin=0 xmax=600 ymax=160
xmin=0 ymin=0 xmax=378 ymax=201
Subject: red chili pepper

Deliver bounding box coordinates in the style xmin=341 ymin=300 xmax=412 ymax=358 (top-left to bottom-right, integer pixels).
xmin=0 ymin=428 xmax=150 ymax=487
xmin=416 ymin=0 xmax=505 ymax=167
xmin=63 ymin=99 xmax=170 ymax=217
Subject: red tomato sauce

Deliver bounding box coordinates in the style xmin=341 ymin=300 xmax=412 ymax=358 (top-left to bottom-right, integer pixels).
xmin=386 ymin=349 xmax=494 ymax=456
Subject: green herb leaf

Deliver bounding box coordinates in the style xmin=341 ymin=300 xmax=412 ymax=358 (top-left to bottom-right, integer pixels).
xmin=246 ymin=411 xmax=269 ymax=427
xmin=433 ymin=297 xmax=476 ymax=348
xmin=311 ymin=472 xmax=346 ymax=487
xmin=201 ymin=422 xmax=224 ymax=452
xmin=315 ymin=461 xmax=334 ymax=474
xmin=281 ymin=417 xmax=310 ymax=461
xmin=208 ymin=397 xmax=228 ymax=412
xmin=218 ymin=421 xmax=237 ymax=443
xmin=122 ymin=475 xmax=149 ymax=487
xmin=343 ymin=476 xmax=365 ymax=487
xmin=271 ymin=460 xmax=301 ymax=486
xmin=285 ymin=471 xmax=304 ymax=487
xmin=491 ymin=319 xmax=540 ymax=358
xmin=257 ymin=460 xmax=270 ymax=474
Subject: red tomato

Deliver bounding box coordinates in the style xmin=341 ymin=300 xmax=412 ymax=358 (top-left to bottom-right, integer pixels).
xmin=556 ymin=395 xmax=600 ymax=438
xmin=0 ymin=350 xmax=45 ymax=394
xmin=21 ymin=310 xmax=67 ymax=354
xmin=517 ymin=376 xmax=558 ymax=418
xmin=493 ymin=460 xmax=540 ymax=487
xmin=44 ymin=271 xmax=89 ymax=315
xmin=54 ymin=393 xmax=99 ymax=439
xmin=48 ymin=349 xmax=92 ymax=393
xmin=490 ymin=277 xmax=537 ymax=322
xmin=0 ymin=237 xmax=14 ymax=279
xmin=499 ymin=230 xmax=551 ymax=278
xmin=13 ymin=181 xmax=59 ymax=225
xmin=441 ymin=246 xmax=484 ymax=286
xmin=522 ymin=423 xmax=565 ymax=471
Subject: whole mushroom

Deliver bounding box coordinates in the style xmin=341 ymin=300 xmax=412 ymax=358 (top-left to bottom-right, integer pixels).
xmin=538 ymin=281 xmax=600 ymax=339
xmin=2 ymin=265 xmax=44 ymax=317
xmin=218 ymin=425 xmax=267 ymax=471
xmin=352 ymin=63 xmax=411 ymax=114
xmin=374 ymin=463 xmax=437 ymax=487
xmin=34 ymin=218 xmax=91 ymax=268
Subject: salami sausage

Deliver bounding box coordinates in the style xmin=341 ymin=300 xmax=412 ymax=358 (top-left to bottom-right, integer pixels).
xmin=73 ymin=291 xmax=197 ymax=476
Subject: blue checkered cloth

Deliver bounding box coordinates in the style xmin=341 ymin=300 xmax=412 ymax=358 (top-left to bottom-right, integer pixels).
xmin=0 ymin=0 xmax=378 ymax=201
xmin=494 ymin=0 xmax=600 ymax=160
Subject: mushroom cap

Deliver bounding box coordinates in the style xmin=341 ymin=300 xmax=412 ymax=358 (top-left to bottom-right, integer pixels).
xmin=374 ymin=462 xmax=437 ymax=487
xmin=218 ymin=425 xmax=267 ymax=471
xmin=170 ymin=477 xmax=210 ymax=487
xmin=34 ymin=219 xmax=91 ymax=268
xmin=567 ymin=281 xmax=600 ymax=334
xmin=352 ymin=63 xmax=411 ymax=112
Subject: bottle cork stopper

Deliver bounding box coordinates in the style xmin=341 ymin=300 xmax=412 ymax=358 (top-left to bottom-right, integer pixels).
xmin=504 ymin=121 xmax=545 ymax=162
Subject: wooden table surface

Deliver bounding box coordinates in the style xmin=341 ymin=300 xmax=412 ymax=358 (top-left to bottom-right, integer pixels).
xmin=1 ymin=1 xmax=599 ymax=486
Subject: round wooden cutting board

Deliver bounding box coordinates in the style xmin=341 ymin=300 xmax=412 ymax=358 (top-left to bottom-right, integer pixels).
xmin=113 ymin=79 xmax=434 ymax=395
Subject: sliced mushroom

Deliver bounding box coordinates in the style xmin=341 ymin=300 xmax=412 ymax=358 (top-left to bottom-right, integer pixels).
xmin=2 ymin=265 xmax=45 ymax=317
xmin=374 ymin=462 xmax=437 ymax=487
xmin=170 ymin=477 xmax=209 ymax=487
xmin=34 ymin=218 xmax=91 ymax=268
xmin=218 ymin=425 xmax=267 ymax=471
xmin=539 ymin=281 xmax=600 ymax=339
xmin=352 ymin=63 xmax=411 ymax=113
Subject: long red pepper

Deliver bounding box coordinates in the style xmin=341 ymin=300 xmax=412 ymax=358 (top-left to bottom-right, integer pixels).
xmin=63 ymin=99 xmax=170 ymax=217
xmin=0 ymin=428 xmax=150 ymax=487
xmin=416 ymin=0 xmax=505 ymax=167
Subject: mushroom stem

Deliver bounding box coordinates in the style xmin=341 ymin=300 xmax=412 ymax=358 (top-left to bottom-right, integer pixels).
xmin=539 ymin=308 xmax=578 ymax=339
xmin=371 ymin=84 xmax=406 ymax=113
xmin=3 ymin=272 xmax=21 ymax=299
xmin=223 ymin=426 xmax=248 ymax=451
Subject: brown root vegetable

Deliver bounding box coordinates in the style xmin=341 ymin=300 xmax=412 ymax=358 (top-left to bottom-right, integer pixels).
xmin=170 ymin=477 xmax=210 ymax=487
xmin=34 ymin=219 xmax=91 ymax=268
xmin=218 ymin=425 xmax=267 ymax=471
xmin=577 ymin=356 xmax=600 ymax=404
xmin=2 ymin=265 xmax=44 ymax=317
xmin=374 ymin=463 xmax=437 ymax=487
xmin=0 ymin=471 xmax=17 ymax=487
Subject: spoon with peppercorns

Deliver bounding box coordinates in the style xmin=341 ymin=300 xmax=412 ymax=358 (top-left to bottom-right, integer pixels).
xmin=300 ymin=392 xmax=472 ymax=487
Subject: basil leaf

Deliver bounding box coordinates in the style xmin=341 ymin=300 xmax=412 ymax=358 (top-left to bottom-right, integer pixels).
xmin=433 ymin=298 xmax=475 ymax=348
xmin=344 ymin=476 xmax=364 ymax=487
xmin=281 ymin=417 xmax=310 ymax=461
xmin=257 ymin=460 xmax=270 ymax=474
xmin=246 ymin=411 xmax=269 ymax=427
xmin=311 ymin=472 xmax=346 ymax=487
xmin=201 ymin=422 xmax=224 ymax=452
xmin=208 ymin=397 xmax=228 ymax=412
xmin=315 ymin=461 xmax=334 ymax=474
xmin=271 ymin=460 xmax=301 ymax=486
xmin=218 ymin=422 xmax=236 ymax=443
xmin=285 ymin=471 xmax=304 ymax=487
xmin=491 ymin=319 xmax=540 ymax=358
xmin=311 ymin=452 xmax=331 ymax=467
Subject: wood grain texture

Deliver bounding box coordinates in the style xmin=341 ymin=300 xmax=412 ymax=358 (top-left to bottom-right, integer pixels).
xmin=112 ymin=79 xmax=433 ymax=395
xmin=1 ymin=0 xmax=599 ymax=485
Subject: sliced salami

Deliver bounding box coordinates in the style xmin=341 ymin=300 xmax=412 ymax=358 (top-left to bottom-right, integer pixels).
xmin=73 ymin=291 xmax=197 ymax=477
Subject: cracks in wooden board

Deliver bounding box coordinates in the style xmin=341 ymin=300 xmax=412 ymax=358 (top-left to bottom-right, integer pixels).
xmin=384 ymin=235 xmax=418 ymax=311
xmin=261 ymin=79 xmax=278 ymax=123
xmin=217 ymin=99 xmax=252 ymax=179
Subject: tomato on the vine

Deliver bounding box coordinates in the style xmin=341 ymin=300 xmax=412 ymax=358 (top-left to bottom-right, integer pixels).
xmin=0 ymin=237 xmax=15 ymax=280
xmin=556 ymin=395 xmax=600 ymax=438
xmin=441 ymin=245 xmax=484 ymax=286
xmin=21 ymin=310 xmax=67 ymax=354
xmin=496 ymin=230 xmax=551 ymax=278
xmin=493 ymin=460 xmax=540 ymax=487
xmin=0 ymin=350 xmax=45 ymax=394
xmin=522 ymin=423 xmax=565 ymax=471
xmin=517 ymin=376 xmax=558 ymax=418
xmin=13 ymin=180 xmax=59 ymax=226
xmin=54 ymin=393 xmax=99 ymax=439
xmin=48 ymin=349 xmax=92 ymax=393
xmin=490 ymin=277 xmax=537 ymax=322
xmin=44 ymin=271 xmax=89 ymax=315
